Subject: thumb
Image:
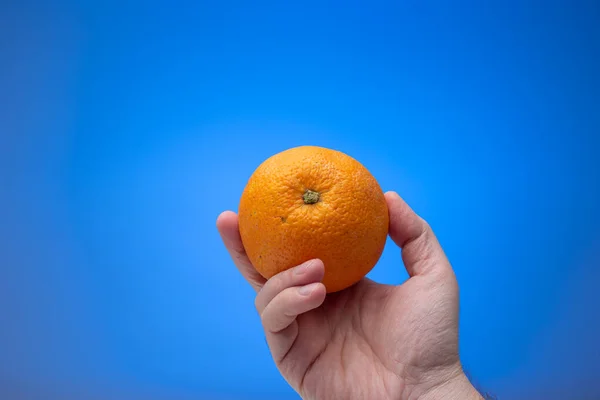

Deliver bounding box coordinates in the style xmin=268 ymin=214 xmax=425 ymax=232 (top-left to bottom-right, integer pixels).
xmin=385 ymin=191 xmax=453 ymax=277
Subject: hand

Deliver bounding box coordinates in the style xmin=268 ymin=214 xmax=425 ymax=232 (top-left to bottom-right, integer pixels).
xmin=217 ymin=191 xmax=482 ymax=400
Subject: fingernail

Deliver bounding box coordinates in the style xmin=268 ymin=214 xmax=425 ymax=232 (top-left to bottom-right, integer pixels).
xmin=294 ymin=260 xmax=314 ymax=275
xmin=299 ymin=283 xmax=318 ymax=296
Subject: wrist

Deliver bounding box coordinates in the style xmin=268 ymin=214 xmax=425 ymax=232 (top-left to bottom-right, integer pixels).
xmin=407 ymin=365 xmax=483 ymax=400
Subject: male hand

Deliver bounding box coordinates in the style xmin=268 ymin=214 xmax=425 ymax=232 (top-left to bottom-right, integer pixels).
xmin=217 ymin=191 xmax=483 ymax=400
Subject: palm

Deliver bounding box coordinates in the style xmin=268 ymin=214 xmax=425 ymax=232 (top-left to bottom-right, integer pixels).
xmin=218 ymin=192 xmax=467 ymax=400
xmin=285 ymin=274 xmax=459 ymax=400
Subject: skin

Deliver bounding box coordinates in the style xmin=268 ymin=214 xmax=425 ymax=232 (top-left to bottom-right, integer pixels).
xmin=217 ymin=191 xmax=483 ymax=400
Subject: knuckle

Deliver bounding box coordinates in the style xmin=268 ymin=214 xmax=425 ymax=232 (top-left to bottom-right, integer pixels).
xmin=260 ymin=301 xmax=284 ymax=333
xmin=260 ymin=311 xmax=272 ymax=331
xmin=255 ymin=264 xmax=305 ymax=316
xmin=272 ymin=267 xmax=294 ymax=292
xmin=419 ymin=216 xmax=432 ymax=232
xmin=259 ymin=306 xmax=268 ymax=323
xmin=254 ymin=294 xmax=262 ymax=313
xmin=254 ymin=284 xmax=270 ymax=313
xmin=273 ymin=272 xmax=287 ymax=290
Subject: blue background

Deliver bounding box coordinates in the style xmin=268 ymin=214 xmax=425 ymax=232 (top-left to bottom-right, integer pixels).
xmin=1 ymin=1 xmax=599 ymax=399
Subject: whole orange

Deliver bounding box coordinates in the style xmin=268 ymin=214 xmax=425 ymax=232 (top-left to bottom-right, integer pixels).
xmin=238 ymin=145 xmax=389 ymax=293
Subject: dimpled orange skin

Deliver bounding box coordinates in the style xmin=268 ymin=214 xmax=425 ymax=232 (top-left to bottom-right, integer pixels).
xmin=238 ymin=146 xmax=389 ymax=293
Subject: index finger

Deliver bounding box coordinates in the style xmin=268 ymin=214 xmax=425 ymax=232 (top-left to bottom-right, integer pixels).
xmin=216 ymin=211 xmax=266 ymax=292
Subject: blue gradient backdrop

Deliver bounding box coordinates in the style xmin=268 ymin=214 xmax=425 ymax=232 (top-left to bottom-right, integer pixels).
xmin=1 ymin=1 xmax=599 ymax=399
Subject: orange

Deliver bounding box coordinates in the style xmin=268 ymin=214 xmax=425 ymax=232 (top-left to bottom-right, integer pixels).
xmin=238 ymin=145 xmax=389 ymax=293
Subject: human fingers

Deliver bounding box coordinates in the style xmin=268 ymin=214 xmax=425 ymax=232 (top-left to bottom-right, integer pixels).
xmin=216 ymin=211 xmax=266 ymax=292
xmin=261 ymin=281 xmax=326 ymax=363
xmin=261 ymin=282 xmax=326 ymax=333
xmin=255 ymin=259 xmax=325 ymax=314
xmin=385 ymin=191 xmax=453 ymax=277
xmin=254 ymin=259 xmax=325 ymax=362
